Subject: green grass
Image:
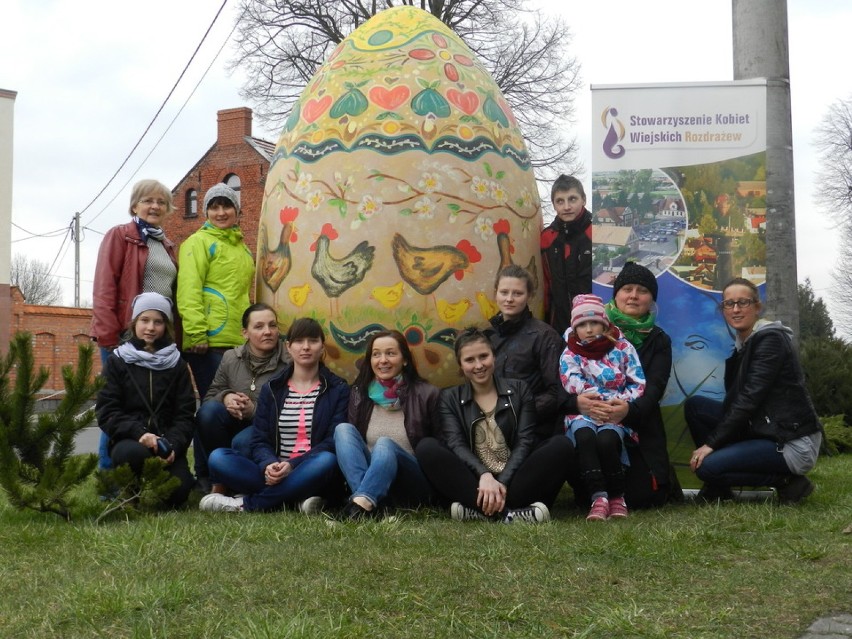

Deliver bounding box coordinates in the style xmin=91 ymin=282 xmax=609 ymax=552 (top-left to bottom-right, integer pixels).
xmin=1 ymin=457 xmax=850 ymax=639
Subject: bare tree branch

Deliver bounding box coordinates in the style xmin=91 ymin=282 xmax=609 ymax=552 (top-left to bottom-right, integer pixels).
xmin=10 ymin=254 xmax=63 ymax=306
xmin=228 ymin=0 xmax=582 ymax=178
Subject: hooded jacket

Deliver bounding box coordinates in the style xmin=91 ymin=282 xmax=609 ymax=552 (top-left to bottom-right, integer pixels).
xmin=249 ymin=364 xmax=350 ymax=471
xmin=202 ymin=342 xmax=292 ymax=419
xmin=707 ymin=320 xmax=822 ymax=450
xmin=96 ymin=348 xmax=195 ymax=456
xmin=540 ymin=210 xmax=593 ymax=336
xmin=177 ymin=222 xmax=255 ymax=349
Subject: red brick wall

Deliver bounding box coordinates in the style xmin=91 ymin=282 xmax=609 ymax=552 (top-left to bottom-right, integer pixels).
xmin=164 ymin=107 xmax=270 ymax=260
xmin=9 ymin=286 xmax=100 ymax=393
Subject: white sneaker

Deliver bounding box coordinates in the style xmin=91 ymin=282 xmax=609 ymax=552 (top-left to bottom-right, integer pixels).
xmin=450 ymin=502 xmax=487 ymax=521
xmin=298 ymin=496 xmax=325 ymax=515
xmin=200 ymin=493 xmax=244 ymax=512
xmin=503 ymin=502 xmax=550 ymax=524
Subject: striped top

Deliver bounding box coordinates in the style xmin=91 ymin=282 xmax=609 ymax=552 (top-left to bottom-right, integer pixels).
xmin=277 ymin=382 xmax=320 ymax=460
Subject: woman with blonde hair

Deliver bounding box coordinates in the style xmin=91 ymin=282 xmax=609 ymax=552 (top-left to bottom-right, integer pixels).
xmin=91 ymin=179 xmax=179 ymax=470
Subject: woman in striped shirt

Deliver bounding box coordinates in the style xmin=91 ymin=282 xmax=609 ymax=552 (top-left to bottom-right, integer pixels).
xmin=200 ymin=318 xmax=349 ymax=513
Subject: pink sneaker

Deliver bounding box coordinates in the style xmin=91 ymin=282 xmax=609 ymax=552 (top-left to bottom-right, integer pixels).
xmin=608 ymin=496 xmax=629 ymax=519
xmin=586 ymin=496 xmax=609 ymax=521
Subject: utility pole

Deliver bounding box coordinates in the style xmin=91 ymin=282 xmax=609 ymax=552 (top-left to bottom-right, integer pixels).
xmin=732 ymin=0 xmax=798 ymax=338
xmin=73 ymin=211 xmax=80 ymax=307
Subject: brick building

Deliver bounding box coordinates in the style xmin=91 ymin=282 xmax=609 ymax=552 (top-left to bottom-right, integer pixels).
xmin=8 ymin=286 xmax=99 ymax=393
xmin=163 ymin=107 xmax=274 ymax=257
xmin=3 ymin=106 xmax=273 ymax=393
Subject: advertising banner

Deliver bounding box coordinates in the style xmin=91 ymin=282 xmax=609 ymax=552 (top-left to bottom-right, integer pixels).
xmin=590 ymin=80 xmax=768 ymax=468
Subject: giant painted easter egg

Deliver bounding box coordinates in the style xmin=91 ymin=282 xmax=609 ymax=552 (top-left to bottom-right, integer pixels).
xmin=257 ymin=6 xmax=542 ymax=386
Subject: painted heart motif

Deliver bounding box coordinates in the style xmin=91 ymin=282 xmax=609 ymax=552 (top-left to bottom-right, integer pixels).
xmin=303 ymin=95 xmax=333 ymax=123
xmin=369 ymin=86 xmax=411 ymax=111
xmin=446 ymin=89 xmax=479 ymax=116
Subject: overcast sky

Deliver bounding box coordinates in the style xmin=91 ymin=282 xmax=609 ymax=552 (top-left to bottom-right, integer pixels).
xmin=3 ymin=0 xmax=850 ymax=321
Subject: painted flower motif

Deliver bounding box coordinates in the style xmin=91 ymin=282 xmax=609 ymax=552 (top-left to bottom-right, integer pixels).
xmin=471 ymin=177 xmax=490 ymax=200
xmin=475 ymin=215 xmax=495 ymax=240
xmin=306 ymin=190 xmax=324 ymax=211
xmin=358 ymin=194 xmax=383 ymax=219
xmin=490 ymin=182 xmax=508 ymax=205
xmin=334 ymin=172 xmax=354 ymax=190
xmin=418 ymin=172 xmax=442 ymax=193
xmin=413 ymin=197 xmax=435 ymax=219
xmin=295 ymin=172 xmax=312 ymax=193
xmin=519 ymin=189 xmax=533 ymax=208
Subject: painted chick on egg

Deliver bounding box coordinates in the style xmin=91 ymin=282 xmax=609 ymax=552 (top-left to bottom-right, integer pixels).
xmin=257 ymin=5 xmax=542 ymax=387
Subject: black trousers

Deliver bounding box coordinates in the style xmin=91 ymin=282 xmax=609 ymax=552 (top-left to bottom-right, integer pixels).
xmin=415 ymin=435 xmax=575 ymax=511
xmin=111 ymin=439 xmax=195 ymax=507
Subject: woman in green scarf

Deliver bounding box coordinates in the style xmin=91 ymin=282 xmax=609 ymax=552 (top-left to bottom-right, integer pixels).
xmin=598 ymin=262 xmax=680 ymax=508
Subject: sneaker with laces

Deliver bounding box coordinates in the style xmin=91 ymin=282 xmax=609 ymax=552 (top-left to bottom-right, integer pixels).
xmin=450 ymin=502 xmax=488 ymax=521
xmin=199 ymin=493 xmax=244 ymax=512
xmin=608 ymin=496 xmax=629 ymax=519
xmin=586 ymin=496 xmax=609 ymax=521
xmin=502 ymin=502 xmax=550 ymax=524
xmin=298 ymin=496 xmax=325 ymax=515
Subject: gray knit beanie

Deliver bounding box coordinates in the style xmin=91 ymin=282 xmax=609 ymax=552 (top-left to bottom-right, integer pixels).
xmin=131 ymin=292 xmax=173 ymax=323
xmin=203 ymin=183 xmax=240 ymax=214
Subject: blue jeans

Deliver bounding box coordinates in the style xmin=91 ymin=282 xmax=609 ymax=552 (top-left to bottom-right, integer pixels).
xmin=196 ymin=401 xmax=252 ymax=464
xmin=334 ymin=422 xmax=433 ymax=508
xmin=208 ymin=448 xmax=339 ymax=512
xmin=685 ymin=395 xmax=792 ymax=487
xmin=183 ymin=350 xmax=225 ymax=479
xmin=98 ymin=346 xmax=114 ymax=470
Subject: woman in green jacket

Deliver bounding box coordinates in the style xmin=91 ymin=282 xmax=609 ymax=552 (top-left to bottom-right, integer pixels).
xmin=177 ymin=183 xmax=255 ymax=486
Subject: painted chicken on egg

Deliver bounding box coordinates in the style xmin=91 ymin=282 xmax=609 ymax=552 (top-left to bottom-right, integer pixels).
xmin=256 ymin=6 xmax=543 ymax=386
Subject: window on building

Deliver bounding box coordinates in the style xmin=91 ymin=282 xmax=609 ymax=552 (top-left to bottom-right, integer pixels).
xmin=186 ymin=189 xmax=198 ymax=218
xmin=225 ymin=173 xmax=241 ymax=206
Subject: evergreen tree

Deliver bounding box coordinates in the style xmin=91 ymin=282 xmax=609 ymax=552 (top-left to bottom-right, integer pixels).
xmin=798 ymin=278 xmax=835 ymax=341
xmin=0 ymin=333 xmax=102 ymax=521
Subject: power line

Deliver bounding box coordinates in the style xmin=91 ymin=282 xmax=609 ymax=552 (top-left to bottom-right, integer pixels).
xmin=86 ymin=1 xmax=246 ymax=231
xmin=81 ymin=0 xmax=230 ymax=225
xmin=11 ymin=221 xmax=68 ymax=240
xmin=46 ymin=221 xmax=73 ymax=277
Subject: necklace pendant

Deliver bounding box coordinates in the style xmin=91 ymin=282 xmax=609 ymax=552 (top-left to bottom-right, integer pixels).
xmin=250 ymin=382 xmax=256 ymax=392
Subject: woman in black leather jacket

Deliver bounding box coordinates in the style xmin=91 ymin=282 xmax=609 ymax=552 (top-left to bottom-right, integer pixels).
xmin=685 ymin=278 xmax=822 ymax=504
xmin=416 ymin=329 xmax=573 ymax=523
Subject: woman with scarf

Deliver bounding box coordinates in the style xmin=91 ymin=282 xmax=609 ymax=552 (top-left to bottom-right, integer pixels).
xmin=593 ymin=262 xmax=680 ymax=508
xmin=196 ymin=303 xmax=290 ymax=487
xmin=91 ymin=179 xmax=179 ymax=471
xmin=177 ymin=183 xmax=255 ymax=488
xmin=96 ymin=293 xmax=196 ymax=507
xmin=334 ymin=330 xmax=440 ymax=520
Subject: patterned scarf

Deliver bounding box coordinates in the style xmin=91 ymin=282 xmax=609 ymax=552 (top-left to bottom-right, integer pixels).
xmin=134 ymin=215 xmax=164 ymax=241
xmin=605 ymin=300 xmax=656 ymax=348
xmin=567 ymin=325 xmax=621 ymax=360
xmin=368 ymin=375 xmax=403 ymax=410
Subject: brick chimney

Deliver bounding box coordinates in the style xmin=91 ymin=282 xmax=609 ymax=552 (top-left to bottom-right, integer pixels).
xmin=217 ymin=107 xmax=253 ymax=146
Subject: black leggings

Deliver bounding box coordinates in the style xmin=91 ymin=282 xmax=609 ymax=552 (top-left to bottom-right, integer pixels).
xmin=575 ymin=427 xmax=625 ymax=498
xmin=415 ymin=435 xmax=574 ymax=511
xmin=111 ymin=439 xmax=195 ymax=507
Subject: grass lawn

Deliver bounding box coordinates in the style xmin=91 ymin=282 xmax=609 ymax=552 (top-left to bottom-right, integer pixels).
xmin=0 ymin=456 xmax=850 ymax=639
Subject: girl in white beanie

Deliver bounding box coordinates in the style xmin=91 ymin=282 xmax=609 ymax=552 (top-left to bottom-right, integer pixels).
xmin=95 ymin=293 xmax=196 ymax=507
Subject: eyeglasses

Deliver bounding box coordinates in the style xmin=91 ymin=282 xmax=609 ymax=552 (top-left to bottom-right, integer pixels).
xmin=139 ymin=198 xmax=168 ymax=207
xmin=720 ymin=298 xmax=757 ymax=310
